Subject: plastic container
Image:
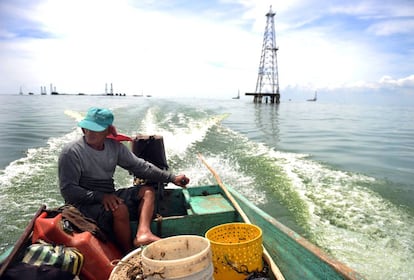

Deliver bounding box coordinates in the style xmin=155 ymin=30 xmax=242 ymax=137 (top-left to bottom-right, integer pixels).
xmin=205 ymin=223 xmax=263 ymax=280
xmin=32 ymin=212 xmax=122 ymax=280
xmin=141 ymin=235 xmax=213 ymax=279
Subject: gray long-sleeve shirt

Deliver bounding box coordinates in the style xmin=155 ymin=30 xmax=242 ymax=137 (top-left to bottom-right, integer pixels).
xmin=58 ymin=137 xmax=175 ymax=205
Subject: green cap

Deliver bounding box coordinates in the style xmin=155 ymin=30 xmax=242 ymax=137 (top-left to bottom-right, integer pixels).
xmin=78 ymin=107 xmax=114 ymax=132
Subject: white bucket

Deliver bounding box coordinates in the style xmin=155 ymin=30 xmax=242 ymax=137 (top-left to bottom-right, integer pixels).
xmin=109 ymin=247 xmax=143 ymax=280
xmin=141 ymin=235 xmax=213 ymax=280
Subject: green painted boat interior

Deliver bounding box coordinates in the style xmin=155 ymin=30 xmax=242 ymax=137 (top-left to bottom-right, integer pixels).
xmin=130 ymin=185 xmax=243 ymax=238
xmin=138 ymin=184 xmax=364 ymax=280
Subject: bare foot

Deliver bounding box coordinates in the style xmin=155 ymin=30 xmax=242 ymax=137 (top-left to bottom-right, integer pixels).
xmin=133 ymin=232 xmax=161 ymax=247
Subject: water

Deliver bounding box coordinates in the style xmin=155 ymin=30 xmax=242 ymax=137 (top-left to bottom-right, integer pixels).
xmin=0 ymin=94 xmax=413 ymax=279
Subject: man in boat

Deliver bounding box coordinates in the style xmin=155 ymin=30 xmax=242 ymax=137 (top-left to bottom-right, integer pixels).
xmin=58 ymin=107 xmax=189 ymax=253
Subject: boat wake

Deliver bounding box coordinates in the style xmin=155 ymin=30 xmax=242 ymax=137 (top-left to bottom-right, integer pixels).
xmin=199 ymin=124 xmax=414 ymax=280
xmin=1 ymin=102 xmax=412 ymax=279
xmin=274 ymin=150 xmax=414 ymax=279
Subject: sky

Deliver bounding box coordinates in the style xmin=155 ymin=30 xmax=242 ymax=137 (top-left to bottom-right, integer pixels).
xmin=1 ymin=0 xmax=414 ymax=102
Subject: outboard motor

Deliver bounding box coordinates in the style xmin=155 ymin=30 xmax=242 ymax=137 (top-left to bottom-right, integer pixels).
xmin=132 ymin=135 xmax=169 ymax=171
xmin=131 ymin=135 xmax=169 ymax=212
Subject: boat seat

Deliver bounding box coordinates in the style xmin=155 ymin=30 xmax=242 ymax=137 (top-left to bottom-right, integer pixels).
xmin=146 ymin=186 xmax=240 ymax=238
xmin=183 ymin=189 xmax=235 ymax=215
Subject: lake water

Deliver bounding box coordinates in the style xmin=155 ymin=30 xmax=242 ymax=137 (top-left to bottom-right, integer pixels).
xmin=0 ymin=94 xmax=413 ymax=279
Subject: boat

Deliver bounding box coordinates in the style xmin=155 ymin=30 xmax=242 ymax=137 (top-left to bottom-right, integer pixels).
xmin=232 ymin=89 xmax=241 ymax=99
xmin=0 ymin=136 xmax=364 ymax=280
xmin=307 ymin=91 xmax=317 ymax=102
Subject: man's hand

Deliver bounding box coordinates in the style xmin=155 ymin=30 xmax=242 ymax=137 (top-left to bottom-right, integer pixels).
xmin=102 ymin=193 xmax=124 ymax=211
xmin=173 ymin=174 xmax=190 ymax=188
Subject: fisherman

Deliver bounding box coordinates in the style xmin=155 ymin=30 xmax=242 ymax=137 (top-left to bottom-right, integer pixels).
xmin=58 ymin=107 xmax=189 ymax=253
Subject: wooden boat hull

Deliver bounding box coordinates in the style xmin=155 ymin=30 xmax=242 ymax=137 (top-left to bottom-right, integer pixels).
xmin=148 ymin=184 xmax=364 ymax=280
xmin=227 ymin=184 xmax=364 ymax=280
xmin=0 ymin=184 xmax=364 ymax=280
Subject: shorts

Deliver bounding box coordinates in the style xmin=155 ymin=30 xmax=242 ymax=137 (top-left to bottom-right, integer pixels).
xmin=77 ymin=186 xmax=141 ymax=239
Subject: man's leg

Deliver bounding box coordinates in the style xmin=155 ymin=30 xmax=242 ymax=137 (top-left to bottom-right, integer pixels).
xmin=133 ymin=185 xmax=160 ymax=247
xmin=78 ymin=202 xmax=132 ymax=253
xmin=112 ymin=204 xmax=132 ymax=253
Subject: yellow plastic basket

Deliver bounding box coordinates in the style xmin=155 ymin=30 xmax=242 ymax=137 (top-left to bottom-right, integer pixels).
xmin=205 ymin=223 xmax=263 ymax=280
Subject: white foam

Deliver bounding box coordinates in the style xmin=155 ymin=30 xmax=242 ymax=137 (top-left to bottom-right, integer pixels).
xmin=0 ymin=129 xmax=80 ymax=198
xmin=195 ymin=124 xmax=414 ymax=279
xmin=191 ymin=154 xmax=267 ymax=205
xmin=139 ymin=107 xmax=228 ymax=159
xmin=263 ymin=147 xmax=414 ymax=279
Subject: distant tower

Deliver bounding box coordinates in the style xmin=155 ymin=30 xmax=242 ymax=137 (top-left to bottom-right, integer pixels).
xmin=246 ymin=6 xmax=280 ymax=104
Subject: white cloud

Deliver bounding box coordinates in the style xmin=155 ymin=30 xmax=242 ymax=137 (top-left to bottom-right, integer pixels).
xmin=367 ymin=19 xmax=414 ymax=36
xmin=0 ymin=0 xmax=263 ymax=96
xmin=0 ymin=0 xmax=413 ymax=100
xmin=379 ymin=75 xmax=414 ymax=87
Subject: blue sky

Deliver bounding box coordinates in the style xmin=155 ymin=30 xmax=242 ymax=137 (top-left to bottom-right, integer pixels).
xmin=0 ymin=0 xmax=413 ymax=102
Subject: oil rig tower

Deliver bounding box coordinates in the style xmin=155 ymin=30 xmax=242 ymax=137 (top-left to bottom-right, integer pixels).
xmin=246 ymin=6 xmax=280 ymax=104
